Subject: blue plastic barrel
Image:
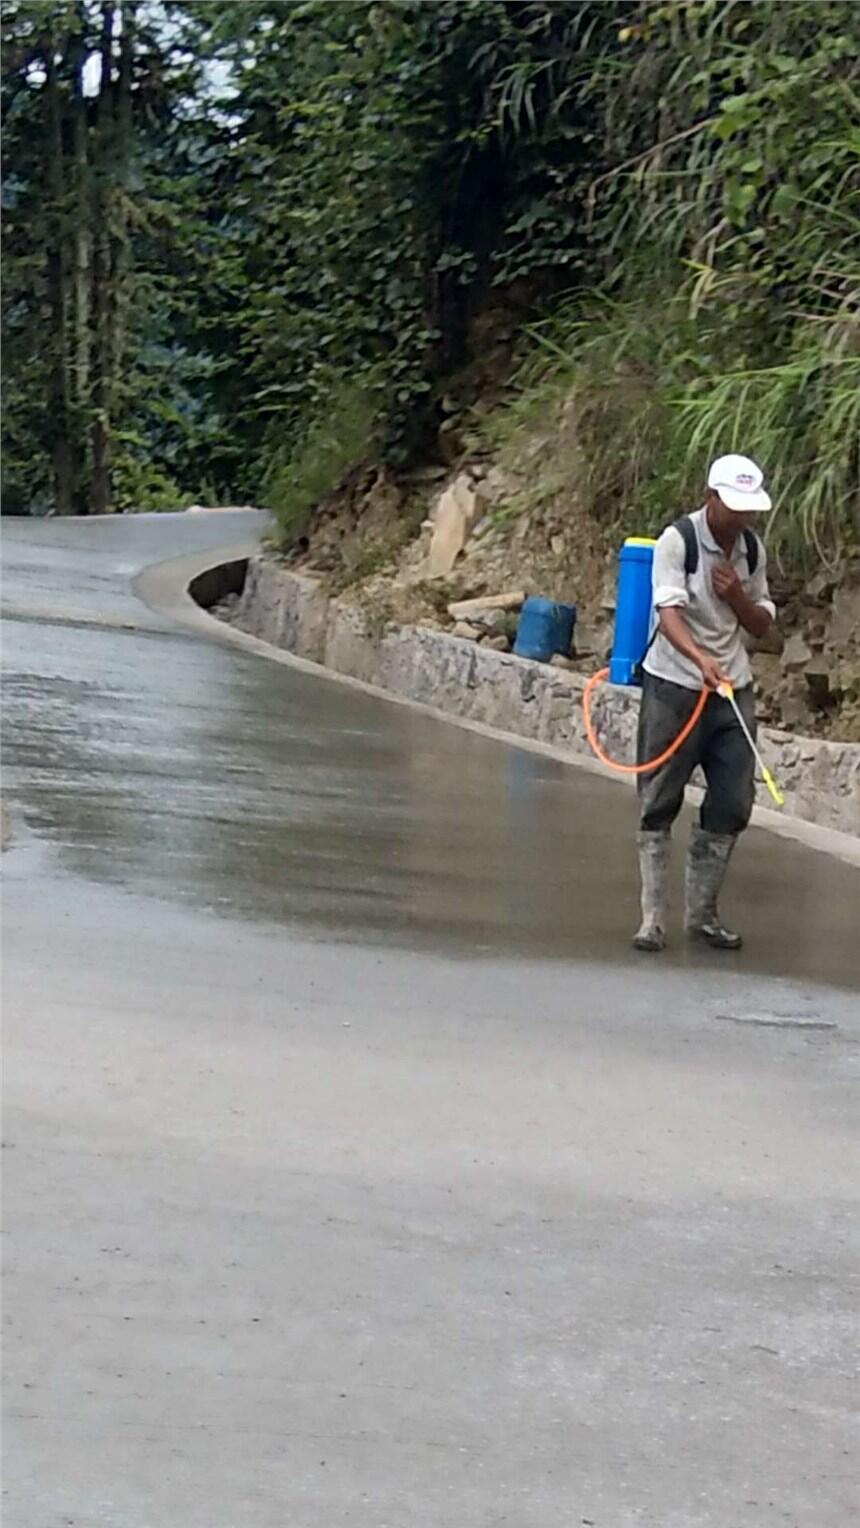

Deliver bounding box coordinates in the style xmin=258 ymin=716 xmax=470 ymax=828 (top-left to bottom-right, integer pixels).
xmin=513 ymin=597 xmax=576 ymax=663
xmin=609 ymin=537 xmax=657 ymax=686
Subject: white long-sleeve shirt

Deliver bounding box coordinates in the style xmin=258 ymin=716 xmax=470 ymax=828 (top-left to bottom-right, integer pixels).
xmin=643 ymin=507 xmax=776 ymax=691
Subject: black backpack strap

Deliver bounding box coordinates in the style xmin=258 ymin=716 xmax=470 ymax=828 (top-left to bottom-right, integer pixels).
xmin=742 ymin=526 xmax=759 ymax=576
xmin=670 ymin=514 xmax=699 ymax=577
xmin=638 ymin=624 xmax=659 ymax=673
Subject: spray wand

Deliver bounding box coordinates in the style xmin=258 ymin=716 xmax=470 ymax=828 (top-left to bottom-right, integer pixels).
xmin=717 ymin=683 xmax=784 ymax=807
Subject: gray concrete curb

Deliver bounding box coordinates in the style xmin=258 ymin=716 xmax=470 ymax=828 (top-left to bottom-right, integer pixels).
xmin=133 ymin=545 xmax=860 ymax=869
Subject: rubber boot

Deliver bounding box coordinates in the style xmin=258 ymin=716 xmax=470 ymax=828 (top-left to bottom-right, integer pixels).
xmin=685 ymin=826 xmax=742 ymax=950
xmin=633 ymin=830 xmax=670 ymax=952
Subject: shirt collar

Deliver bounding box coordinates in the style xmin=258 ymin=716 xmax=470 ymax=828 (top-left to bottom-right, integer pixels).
xmin=696 ymin=506 xmax=720 ymax=552
xmin=696 ymin=505 xmax=744 ymax=561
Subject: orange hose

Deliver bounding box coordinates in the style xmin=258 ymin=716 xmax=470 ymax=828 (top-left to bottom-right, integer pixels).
xmin=582 ymin=667 xmax=708 ymax=776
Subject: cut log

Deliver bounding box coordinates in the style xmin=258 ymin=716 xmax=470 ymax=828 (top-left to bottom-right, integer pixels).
xmin=447 ymin=590 xmax=526 ymax=619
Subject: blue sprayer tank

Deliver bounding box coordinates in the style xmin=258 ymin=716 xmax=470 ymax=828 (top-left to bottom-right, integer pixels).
xmin=513 ymin=597 xmax=576 ymax=663
xmin=609 ymin=537 xmax=657 ymax=686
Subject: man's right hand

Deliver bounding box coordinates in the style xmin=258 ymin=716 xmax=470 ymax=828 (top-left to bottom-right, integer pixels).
xmin=698 ymin=654 xmax=731 ymax=692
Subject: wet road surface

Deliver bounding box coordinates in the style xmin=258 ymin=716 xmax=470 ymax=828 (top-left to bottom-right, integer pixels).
xmin=2 ymin=513 xmax=859 ymax=1527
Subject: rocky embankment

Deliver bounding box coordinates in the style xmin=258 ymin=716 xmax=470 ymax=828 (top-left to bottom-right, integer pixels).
xmin=270 ymin=464 xmax=860 ymax=745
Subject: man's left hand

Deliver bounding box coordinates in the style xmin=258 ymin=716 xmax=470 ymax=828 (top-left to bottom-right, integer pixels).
xmin=712 ymin=561 xmax=742 ymax=602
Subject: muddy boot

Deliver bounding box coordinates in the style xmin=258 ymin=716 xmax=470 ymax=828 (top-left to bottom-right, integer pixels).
xmin=633 ymin=830 xmax=670 ymax=952
xmin=685 ymin=827 xmax=742 ymax=950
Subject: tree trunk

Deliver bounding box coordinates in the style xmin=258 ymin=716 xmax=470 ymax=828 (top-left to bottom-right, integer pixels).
xmin=45 ymin=41 xmax=75 ymax=515
xmin=90 ymin=1 xmax=116 ymax=515
xmin=71 ymin=8 xmax=91 ymax=412
xmin=109 ymin=1 xmax=134 ymax=431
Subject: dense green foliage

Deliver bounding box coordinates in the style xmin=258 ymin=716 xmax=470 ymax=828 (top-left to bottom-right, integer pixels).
xmin=2 ymin=0 xmax=212 ymax=513
xmin=2 ymin=0 xmax=858 ymax=564
xmin=188 ymin=0 xmax=622 ymax=529
xmin=491 ymin=1 xmax=860 ymax=561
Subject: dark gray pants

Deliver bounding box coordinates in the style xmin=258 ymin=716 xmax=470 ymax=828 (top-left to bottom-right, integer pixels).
xmin=637 ymin=673 xmax=756 ymax=835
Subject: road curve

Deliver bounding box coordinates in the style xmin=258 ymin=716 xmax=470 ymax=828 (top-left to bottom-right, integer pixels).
xmin=2 ymin=512 xmax=859 ymax=1528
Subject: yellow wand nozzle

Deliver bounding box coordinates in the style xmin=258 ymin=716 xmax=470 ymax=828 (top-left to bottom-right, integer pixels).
xmin=762 ymin=768 xmax=785 ymax=808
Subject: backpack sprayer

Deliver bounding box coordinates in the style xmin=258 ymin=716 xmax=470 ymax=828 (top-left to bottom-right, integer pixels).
xmin=581 ymin=533 xmax=784 ymax=807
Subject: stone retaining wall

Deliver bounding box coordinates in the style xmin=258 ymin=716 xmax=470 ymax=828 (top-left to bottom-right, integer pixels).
xmin=228 ymin=555 xmax=860 ymax=837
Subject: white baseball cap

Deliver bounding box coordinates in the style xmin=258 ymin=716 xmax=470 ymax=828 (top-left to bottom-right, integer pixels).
xmin=707 ymin=454 xmax=771 ymax=512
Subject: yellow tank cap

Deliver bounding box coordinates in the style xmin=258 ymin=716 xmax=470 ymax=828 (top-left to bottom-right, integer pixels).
xmin=624 ymin=536 xmax=658 ymax=547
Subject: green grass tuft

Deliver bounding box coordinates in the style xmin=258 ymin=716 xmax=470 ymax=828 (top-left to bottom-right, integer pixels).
xmin=481 ymin=289 xmax=859 ymax=569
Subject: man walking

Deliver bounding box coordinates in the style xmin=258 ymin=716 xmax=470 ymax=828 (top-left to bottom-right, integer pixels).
xmin=634 ymin=455 xmax=776 ymax=952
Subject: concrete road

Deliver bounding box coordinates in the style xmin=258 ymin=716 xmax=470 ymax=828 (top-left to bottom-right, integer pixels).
xmin=2 ymin=512 xmax=858 ymax=1528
